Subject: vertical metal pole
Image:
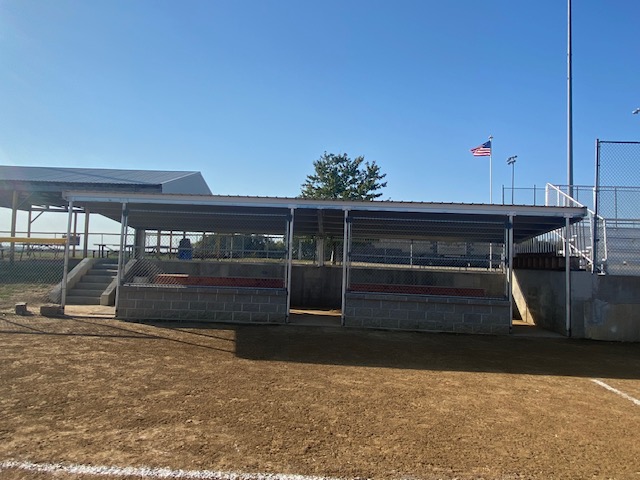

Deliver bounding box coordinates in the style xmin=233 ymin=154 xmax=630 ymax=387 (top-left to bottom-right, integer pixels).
xmin=565 ymin=215 xmax=572 ymax=336
xmin=567 ymin=0 xmax=574 ymax=197
xmin=511 ymin=163 xmax=515 ymax=204
xmin=285 ymin=208 xmax=295 ymax=324
xmin=115 ymin=203 xmax=129 ymax=311
xmin=9 ymin=190 xmax=19 ymax=263
xmin=504 ymin=222 xmax=509 ymax=297
xmin=508 ymin=215 xmax=514 ymax=333
xmin=72 ymin=210 xmax=78 ymax=258
xmin=27 ymin=208 xmax=32 ymax=238
xmin=489 ymin=135 xmax=493 ymax=204
xmin=410 ymin=240 xmax=414 ymax=267
xmin=340 ymin=209 xmax=349 ymax=327
xmin=61 ymin=200 xmax=74 ymax=310
xmin=592 ymin=139 xmax=601 ymax=273
xmin=83 ymin=207 xmax=90 ymax=258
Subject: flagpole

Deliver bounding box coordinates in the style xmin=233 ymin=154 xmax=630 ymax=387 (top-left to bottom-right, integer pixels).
xmin=489 ymin=135 xmax=493 ymax=204
xmin=489 ymin=135 xmax=493 ymax=271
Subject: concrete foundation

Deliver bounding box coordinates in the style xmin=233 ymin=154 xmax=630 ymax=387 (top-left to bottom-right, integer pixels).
xmin=117 ymin=285 xmax=287 ymax=323
xmin=345 ymin=292 xmax=510 ymax=334
xmin=514 ymin=270 xmax=640 ymax=342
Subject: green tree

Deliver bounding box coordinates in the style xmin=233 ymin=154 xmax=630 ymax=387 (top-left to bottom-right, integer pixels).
xmin=300 ymin=152 xmax=387 ymax=200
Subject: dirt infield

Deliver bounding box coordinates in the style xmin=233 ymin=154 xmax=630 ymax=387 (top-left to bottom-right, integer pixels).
xmin=1 ymin=311 xmax=639 ymax=480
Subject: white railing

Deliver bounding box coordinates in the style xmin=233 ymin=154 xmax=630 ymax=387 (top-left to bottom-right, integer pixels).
xmin=545 ymin=183 xmax=607 ymax=271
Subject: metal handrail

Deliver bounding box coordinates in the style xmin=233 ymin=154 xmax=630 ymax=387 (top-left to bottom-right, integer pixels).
xmin=543 ymin=184 xmax=608 ymax=272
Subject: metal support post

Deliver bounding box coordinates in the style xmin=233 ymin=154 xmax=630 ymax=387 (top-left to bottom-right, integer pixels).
xmin=83 ymin=207 xmax=90 ymax=258
xmin=564 ymin=215 xmax=572 ymax=336
xmin=340 ymin=209 xmax=350 ymax=327
xmin=115 ymin=203 xmax=129 ymax=311
xmin=285 ymin=208 xmax=295 ymax=324
xmin=507 ymin=215 xmax=514 ymax=333
xmin=61 ymin=200 xmax=74 ymax=310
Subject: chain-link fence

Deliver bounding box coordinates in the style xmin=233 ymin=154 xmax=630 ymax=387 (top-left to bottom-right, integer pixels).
xmin=595 ymin=140 xmax=640 ymax=275
xmin=0 ymin=238 xmax=80 ymax=311
xmin=346 ymin=217 xmax=507 ymax=299
xmin=122 ymin=212 xmax=290 ymax=289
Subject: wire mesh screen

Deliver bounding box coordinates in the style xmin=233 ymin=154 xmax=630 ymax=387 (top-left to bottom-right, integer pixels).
xmin=0 ymin=239 xmax=75 ymax=309
xmin=596 ymin=140 xmax=640 ymax=275
xmin=347 ymin=217 xmax=506 ymax=299
xmin=122 ymin=212 xmax=290 ymax=288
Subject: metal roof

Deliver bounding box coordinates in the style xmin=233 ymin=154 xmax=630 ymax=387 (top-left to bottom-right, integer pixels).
xmin=63 ymin=191 xmax=588 ymax=244
xmin=0 ymin=165 xmax=212 ymax=211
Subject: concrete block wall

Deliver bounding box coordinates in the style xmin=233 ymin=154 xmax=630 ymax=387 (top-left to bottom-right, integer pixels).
xmin=117 ymin=285 xmax=287 ymax=323
xmin=344 ymin=292 xmax=510 ymax=334
xmin=515 ymin=269 xmax=640 ymax=341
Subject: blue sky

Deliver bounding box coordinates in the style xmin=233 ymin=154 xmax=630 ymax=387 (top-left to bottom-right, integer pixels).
xmin=1 ymin=0 xmax=638 ymax=210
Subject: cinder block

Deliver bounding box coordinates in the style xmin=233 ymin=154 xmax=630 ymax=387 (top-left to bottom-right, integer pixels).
xmin=214 ymin=312 xmax=233 ymax=322
xmin=242 ymin=303 xmax=261 ymax=312
xmin=143 ymin=291 xmax=165 ymax=301
xmin=343 ymin=317 xmax=363 ymax=327
xmin=399 ymin=318 xmax=419 ymax=330
xmin=40 ymin=305 xmax=64 ymax=317
xmin=407 ymin=310 xmax=427 ymax=321
xmin=189 ymin=301 xmax=207 ymax=311
xmin=425 ymin=312 xmax=445 ymax=322
xmin=444 ymin=312 xmax=463 ymax=324
xmin=259 ymin=303 xmax=280 ymax=313
xmin=463 ymin=313 xmax=482 ymax=324
xmin=473 ymin=324 xmax=493 ymax=334
xmin=362 ymin=317 xmax=381 ymax=328
xmin=206 ymin=301 xmax=225 ymax=312
xmin=170 ymin=301 xmax=189 ymax=310
xmin=249 ymin=312 xmax=271 ymax=322
xmin=355 ymin=307 xmax=373 ymax=317
xmin=472 ymin=304 xmax=493 ymax=314
xmin=232 ymin=312 xmax=252 ymax=322
xmin=454 ymin=323 xmax=473 ymax=333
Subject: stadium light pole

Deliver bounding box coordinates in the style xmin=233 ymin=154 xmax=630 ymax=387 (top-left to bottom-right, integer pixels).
xmin=567 ymin=0 xmax=574 ymax=198
xmin=507 ymin=156 xmax=517 ymax=204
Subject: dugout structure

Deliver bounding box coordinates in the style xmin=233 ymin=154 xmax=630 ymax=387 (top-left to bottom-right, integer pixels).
xmin=61 ymin=192 xmax=586 ymax=333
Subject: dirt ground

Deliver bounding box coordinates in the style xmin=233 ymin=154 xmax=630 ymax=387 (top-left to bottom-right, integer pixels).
xmin=0 ymin=303 xmax=639 ymax=480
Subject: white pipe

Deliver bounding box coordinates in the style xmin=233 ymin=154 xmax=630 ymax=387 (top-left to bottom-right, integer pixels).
xmin=340 ymin=209 xmax=349 ymax=327
xmin=285 ymin=208 xmax=295 ymax=324
xmin=565 ymin=215 xmax=572 ymax=336
xmin=508 ymin=215 xmax=514 ymax=333
xmin=114 ymin=203 xmax=128 ymax=311
xmin=61 ymin=200 xmax=74 ymax=310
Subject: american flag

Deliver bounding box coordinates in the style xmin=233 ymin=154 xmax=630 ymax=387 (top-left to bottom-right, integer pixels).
xmin=470 ymin=140 xmax=491 ymax=156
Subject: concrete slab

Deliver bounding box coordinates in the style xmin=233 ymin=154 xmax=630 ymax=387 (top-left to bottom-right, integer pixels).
xmin=64 ymin=305 xmax=116 ymax=318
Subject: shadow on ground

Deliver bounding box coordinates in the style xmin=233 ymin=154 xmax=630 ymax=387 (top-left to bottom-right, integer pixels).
xmin=2 ymin=314 xmax=639 ymax=379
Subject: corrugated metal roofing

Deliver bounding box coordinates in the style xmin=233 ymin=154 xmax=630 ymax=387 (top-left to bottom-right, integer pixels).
xmin=0 ymin=165 xmax=206 ymax=187
xmin=0 ymin=165 xmax=212 ymax=209
xmin=64 ymin=191 xmax=588 ymax=244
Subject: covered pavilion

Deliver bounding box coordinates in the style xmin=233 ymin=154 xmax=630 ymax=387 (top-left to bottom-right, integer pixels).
xmin=60 ymin=190 xmax=587 ymax=334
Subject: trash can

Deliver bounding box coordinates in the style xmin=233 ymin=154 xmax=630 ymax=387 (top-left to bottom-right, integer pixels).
xmin=178 ymin=237 xmax=192 ymax=260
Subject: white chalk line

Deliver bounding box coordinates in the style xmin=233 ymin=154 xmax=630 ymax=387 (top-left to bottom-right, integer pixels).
xmin=0 ymin=460 xmax=348 ymax=480
xmin=591 ymin=379 xmax=640 ymax=406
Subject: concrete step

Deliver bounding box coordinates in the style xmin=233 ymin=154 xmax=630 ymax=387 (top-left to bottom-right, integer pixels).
xmin=82 ymin=274 xmax=116 ymax=283
xmin=71 ymin=285 xmax=107 ymax=295
xmin=65 ymin=295 xmax=101 ymax=305
xmin=93 ymin=265 xmax=118 ymax=271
